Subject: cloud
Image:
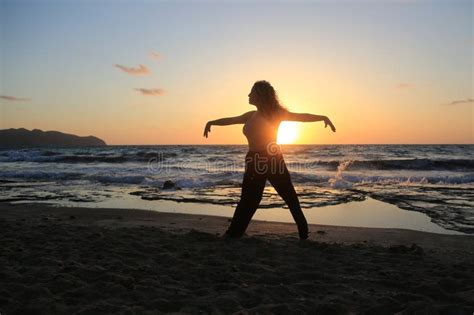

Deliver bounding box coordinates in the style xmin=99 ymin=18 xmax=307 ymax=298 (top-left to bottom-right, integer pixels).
xmin=135 ymin=88 xmax=166 ymax=96
xmin=447 ymin=98 xmax=474 ymax=106
xmin=150 ymin=51 xmax=162 ymax=60
xmin=395 ymin=83 xmax=414 ymax=89
xmin=0 ymin=95 xmax=31 ymax=102
xmin=114 ymin=64 xmax=150 ymax=75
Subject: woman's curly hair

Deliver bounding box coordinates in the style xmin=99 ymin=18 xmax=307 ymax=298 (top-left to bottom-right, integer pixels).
xmin=252 ymin=80 xmax=287 ymax=121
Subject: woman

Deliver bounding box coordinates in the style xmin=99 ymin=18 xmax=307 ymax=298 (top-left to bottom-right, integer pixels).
xmin=203 ymin=80 xmax=336 ymax=240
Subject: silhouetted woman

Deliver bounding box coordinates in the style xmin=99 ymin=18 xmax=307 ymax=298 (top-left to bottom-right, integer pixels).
xmin=203 ymin=80 xmax=336 ymax=240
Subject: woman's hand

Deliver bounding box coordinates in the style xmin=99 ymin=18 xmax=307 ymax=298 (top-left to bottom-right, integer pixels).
xmin=324 ymin=117 xmax=336 ymax=132
xmin=203 ymin=122 xmax=212 ymax=138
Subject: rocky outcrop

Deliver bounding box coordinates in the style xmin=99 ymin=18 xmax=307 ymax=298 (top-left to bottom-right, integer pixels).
xmin=0 ymin=128 xmax=107 ymax=148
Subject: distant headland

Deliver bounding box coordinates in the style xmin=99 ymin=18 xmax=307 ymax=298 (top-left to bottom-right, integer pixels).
xmin=0 ymin=128 xmax=107 ymax=148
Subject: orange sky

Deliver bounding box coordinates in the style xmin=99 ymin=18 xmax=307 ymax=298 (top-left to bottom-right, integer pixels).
xmin=1 ymin=1 xmax=472 ymax=144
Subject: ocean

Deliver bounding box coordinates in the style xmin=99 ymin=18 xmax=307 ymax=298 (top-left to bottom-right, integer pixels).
xmin=1 ymin=144 xmax=472 ymax=234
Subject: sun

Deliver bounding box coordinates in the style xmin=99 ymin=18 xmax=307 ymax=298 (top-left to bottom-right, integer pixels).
xmin=277 ymin=121 xmax=299 ymax=144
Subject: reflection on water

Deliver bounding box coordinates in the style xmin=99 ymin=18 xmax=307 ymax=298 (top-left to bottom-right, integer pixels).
xmin=53 ymin=194 xmax=464 ymax=236
xmin=2 ymin=144 xmax=473 ymax=234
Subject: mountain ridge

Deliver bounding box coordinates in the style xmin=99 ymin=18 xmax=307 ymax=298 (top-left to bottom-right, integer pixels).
xmin=0 ymin=128 xmax=107 ymax=148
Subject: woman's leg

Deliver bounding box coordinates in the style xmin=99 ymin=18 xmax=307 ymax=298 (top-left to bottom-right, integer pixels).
xmin=225 ymin=157 xmax=267 ymax=238
xmin=268 ymin=156 xmax=309 ymax=239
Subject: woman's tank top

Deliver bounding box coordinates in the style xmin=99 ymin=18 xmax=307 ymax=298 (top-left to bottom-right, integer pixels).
xmin=243 ymin=111 xmax=281 ymax=152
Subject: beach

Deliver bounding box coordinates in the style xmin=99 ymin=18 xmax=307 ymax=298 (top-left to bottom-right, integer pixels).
xmin=2 ymin=0 xmax=473 ymax=313
xmin=1 ymin=202 xmax=473 ymax=314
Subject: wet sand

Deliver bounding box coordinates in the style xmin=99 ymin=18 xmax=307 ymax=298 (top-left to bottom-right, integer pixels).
xmin=1 ymin=202 xmax=473 ymax=314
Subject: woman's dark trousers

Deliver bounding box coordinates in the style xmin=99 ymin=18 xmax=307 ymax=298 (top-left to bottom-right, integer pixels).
xmin=225 ymin=150 xmax=309 ymax=239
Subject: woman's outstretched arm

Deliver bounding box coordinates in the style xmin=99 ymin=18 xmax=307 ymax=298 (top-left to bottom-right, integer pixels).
xmin=282 ymin=111 xmax=336 ymax=132
xmin=203 ymin=111 xmax=255 ymax=138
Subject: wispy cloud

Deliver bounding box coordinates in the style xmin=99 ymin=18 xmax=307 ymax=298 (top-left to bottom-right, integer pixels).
xmin=114 ymin=64 xmax=150 ymax=75
xmin=0 ymin=95 xmax=31 ymax=102
xmin=150 ymin=51 xmax=162 ymax=60
xmin=395 ymin=83 xmax=414 ymax=89
xmin=447 ymin=98 xmax=474 ymax=106
xmin=135 ymin=88 xmax=166 ymax=96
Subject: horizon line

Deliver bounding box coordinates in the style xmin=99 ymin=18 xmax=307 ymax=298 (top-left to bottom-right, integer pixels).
xmin=105 ymin=143 xmax=474 ymax=146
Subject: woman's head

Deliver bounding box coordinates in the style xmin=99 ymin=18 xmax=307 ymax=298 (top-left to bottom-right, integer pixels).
xmin=248 ymin=80 xmax=286 ymax=119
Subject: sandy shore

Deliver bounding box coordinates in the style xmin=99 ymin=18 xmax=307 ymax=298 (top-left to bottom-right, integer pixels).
xmin=1 ymin=202 xmax=473 ymax=314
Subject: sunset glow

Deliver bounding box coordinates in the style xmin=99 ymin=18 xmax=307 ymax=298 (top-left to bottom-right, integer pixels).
xmin=0 ymin=1 xmax=472 ymax=145
xmin=277 ymin=122 xmax=300 ymax=145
